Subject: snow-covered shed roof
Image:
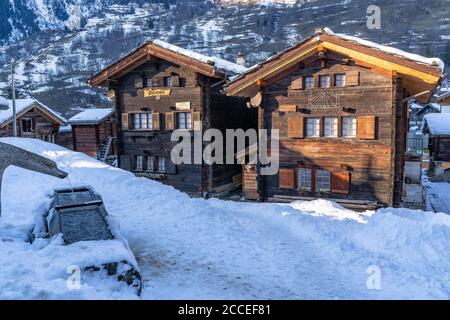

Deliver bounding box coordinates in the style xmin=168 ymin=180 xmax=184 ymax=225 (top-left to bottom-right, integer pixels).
xmin=89 ymin=40 xmax=248 ymax=87
xmin=423 ymin=113 xmax=450 ymax=136
xmin=68 ymin=108 xmax=115 ymax=125
xmin=225 ymin=28 xmax=443 ymax=103
xmin=0 ymin=98 xmax=66 ymax=127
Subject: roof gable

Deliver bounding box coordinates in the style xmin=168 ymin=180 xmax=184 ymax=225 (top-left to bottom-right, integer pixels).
xmin=89 ymin=41 xmax=248 ymax=87
xmin=0 ymin=98 xmax=66 ymax=127
xmin=224 ymin=28 xmax=444 ymax=103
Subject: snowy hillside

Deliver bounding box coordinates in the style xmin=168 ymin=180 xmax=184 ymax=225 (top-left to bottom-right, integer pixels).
xmin=0 ymin=0 xmax=449 ymax=117
xmin=1 ymin=138 xmax=450 ymax=299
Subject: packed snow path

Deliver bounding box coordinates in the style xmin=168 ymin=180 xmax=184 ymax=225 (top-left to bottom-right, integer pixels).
xmin=1 ymin=138 xmax=450 ymax=299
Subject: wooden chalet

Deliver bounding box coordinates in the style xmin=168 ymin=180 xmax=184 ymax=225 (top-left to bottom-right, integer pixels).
xmin=225 ymin=28 xmax=444 ymax=209
xmin=0 ymin=97 xmax=68 ymax=146
xmin=68 ymin=108 xmax=117 ymax=163
xmin=89 ymin=40 xmax=250 ymax=196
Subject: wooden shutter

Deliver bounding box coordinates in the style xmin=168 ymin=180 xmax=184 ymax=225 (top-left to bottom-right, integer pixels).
xmin=192 ymin=111 xmax=201 ymax=131
xmin=121 ymin=113 xmax=130 ymax=130
xmin=165 ymin=112 xmax=175 ymax=130
xmin=120 ymin=155 xmax=131 ymax=171
xmin=152 ymin=113 xmax=160 ymax=131
xmin=346 ymin=71 xmax=360 ymax=86
xmin=165 ymin=157 xmax=177 ymax=174
xmin=288 ymin=115 xmax=304 ymax=139
xmin=357 ymin=116 xmax=376 ymax=140
xmin=279 ymin=168 xmax=296 ymax=189
xmin=290 ymin=76 xmax=303 ymax=90
xmin=172 ymin=76 xmax=180 ymax=87
xmin=135 ymin=77 xmax=144 ymax=89
xmin=331 ymin=171 xmax=350 ymax=194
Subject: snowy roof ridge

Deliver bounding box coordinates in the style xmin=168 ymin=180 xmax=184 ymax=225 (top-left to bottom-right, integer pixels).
xmin=423 ymin=113 xmax=450 ymax=136
xmin=323 ymin=28 xmax=445 ymax=72
xmin=68 ymin=108 xmax=115 ymax=125
xmin=152 ymin=39 xmax=249 ymax=75
xmin=0 ymin=97 xmax=66 ymax=126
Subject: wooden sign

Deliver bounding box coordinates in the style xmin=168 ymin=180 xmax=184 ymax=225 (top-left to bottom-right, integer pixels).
xmin=279 ymin=105 xmax=297 ymax=112
xmin=176 ymin=102 xmax=191 ymax=110
xmin=144 ymin=89 xmax=171 ymax=97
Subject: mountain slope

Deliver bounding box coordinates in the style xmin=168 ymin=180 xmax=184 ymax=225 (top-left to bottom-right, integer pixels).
xmin=0 ymin=0 xmax=449 ymax=117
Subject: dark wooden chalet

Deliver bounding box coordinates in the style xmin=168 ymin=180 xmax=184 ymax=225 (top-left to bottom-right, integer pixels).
xmin=68 ymin=108 xmax=117 ymax=163
xmin=422 ymin=113 xmax=450 ymax=180
xmin=89 ymin=41 xmax=250 ymax=196
xmin=225 ymin=28 xmax=443 ymax=209
xmin=0 ymin=97 xmax=68 ymax=145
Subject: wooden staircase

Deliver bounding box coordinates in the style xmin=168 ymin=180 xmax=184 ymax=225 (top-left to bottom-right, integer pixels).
xmin=97 ymin=136 xmax=117 ymax=166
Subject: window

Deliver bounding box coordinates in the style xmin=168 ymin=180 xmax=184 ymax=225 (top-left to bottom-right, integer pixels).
xmin=132 ymin=113 xmax=153 ymax=130
xmin=319 ymin=75 xmax=331 ymax=88
xmin=164 ymin=76 xmax=173 ymax=87
xmin=316 ymin=170 xmax=331 ymax=192
xmin=305 ymin=76 xmax=314 ymax=89
xmin=306 ymin=118 xmax=320 ymax=137
xmin=147 ymin=156 xmax=155 ymax=171
xmin=158 ymin=157 xmax=166 ymax=173
xmin=135 ymin=156 xmax=144 ymax=171
xmin=177 ymin=112 xmax=192 ymax=129
xmin=324 ymin=117 xmax=338 ymax=137
xmin=298 ymin=168 xmax=312 ymax=191
xmin=335 ymin=74 xmax=346 ymax=87
xmin=342 ymin=116 xmax=357 ymax=138
xmin=41 ymin=134 xmax=55 ymax=143
xmin=21 ymin=118 xmax=34 ymax=133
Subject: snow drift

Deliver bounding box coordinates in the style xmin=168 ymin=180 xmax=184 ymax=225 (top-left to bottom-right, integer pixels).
xmin=1 ymin=138 xmax=449 ymax=300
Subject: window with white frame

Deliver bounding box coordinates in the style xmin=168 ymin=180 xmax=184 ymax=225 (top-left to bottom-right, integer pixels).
xmin=324 ymin=117 xmax=338 ymax=137
xmin=342 ymin=116 xmax=357 ymax=138
xmin=335 ymin=74 xmax=346 ymax=87
xmin=319 ymin=75 xmax=330 ymax=88
xmin=316 ymin=170 xmax=331 ymax=192
xmin=158 ymin=157 xmax=166 ymax=173
xmin=305 ymin=76 xmax=314 ymax=89
xmin=132 ymin=113 xmax=153 ymax=130
xmin=177 ymin=112 xmax=192 ymax=129
xmin=306 ymin=118 xmax=320 ymax=137
xmin=298 ymin=168 xmax=312 ymax=191
xmin=135 ymin=155 xmax=144 ymax=171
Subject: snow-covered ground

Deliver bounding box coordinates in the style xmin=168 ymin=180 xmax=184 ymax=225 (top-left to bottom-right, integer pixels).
xmin=1 ymin=138 xmax=450 ymax=300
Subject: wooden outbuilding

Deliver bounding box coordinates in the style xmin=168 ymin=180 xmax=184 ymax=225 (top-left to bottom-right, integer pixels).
xmin=68 ymin=108 xmax=117 ymax=163
xmin=88 ymin=41 xmax=251 ymax=196
xmin=224 ymin=28 xmax=444 ymax=208
xmin=423 ymin=113 xmax=450 ymax=180
xmin=0 ymin=97 xmax=68 ymax=146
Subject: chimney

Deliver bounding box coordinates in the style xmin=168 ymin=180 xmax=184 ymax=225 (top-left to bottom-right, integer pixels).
xmin=236 ymin=51 xmax=246 ymax=67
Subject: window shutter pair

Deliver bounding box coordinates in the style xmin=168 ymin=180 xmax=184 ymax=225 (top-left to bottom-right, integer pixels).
xmin=279 ymin=168 xmax=296 ymax=189
xmin=357 ymin=116 xmax=376 ymax=140
xmin=290 ymin=76 xmax=303 ymax=90
xmin=288 ymin=115 xmax=304 ymax=139
xmin=346 ymin=71 xmax=360 ymax=86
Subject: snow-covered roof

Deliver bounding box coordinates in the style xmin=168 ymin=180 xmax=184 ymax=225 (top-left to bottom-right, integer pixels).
xmin=0 ymin=98 xmax=66 ymax=127
xmin=58 ymin=125 xmax=72 ymax=134
xmin=323 ymin=28 xmax=445 ymax=72
xmin=423 ymin=113 xmax=450 ymax=135
xmin=68 ymin=108 xmax=115 ymax=125
xmin=153 ymin=39 xmax=248 ymax=75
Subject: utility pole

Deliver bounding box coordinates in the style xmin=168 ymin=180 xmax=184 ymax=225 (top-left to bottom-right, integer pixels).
xmin=11 ymin=58 xmax=17 ymax=137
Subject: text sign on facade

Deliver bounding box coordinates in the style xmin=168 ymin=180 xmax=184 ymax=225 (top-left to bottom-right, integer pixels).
xmin=176 ymin=102 xmax=191 ymax=110
xmin=144 ymin=89 xmax=172 ymax=97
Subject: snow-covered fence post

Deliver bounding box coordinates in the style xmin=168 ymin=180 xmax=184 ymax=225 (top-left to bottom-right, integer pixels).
xmin=0 ymin=142 xmax=68 ymax=217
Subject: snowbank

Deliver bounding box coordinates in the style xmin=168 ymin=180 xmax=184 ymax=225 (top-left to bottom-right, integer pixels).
xmin=1 ymin=138 xmax=450 ymax=299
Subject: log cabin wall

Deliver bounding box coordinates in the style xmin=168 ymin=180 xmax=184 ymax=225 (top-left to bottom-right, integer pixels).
xmin=72 ymin=125 xmax=99 ymax=157
xmin=0 ymin=106 xmax=62 ymax=144
xmin=260 ymin=58 xmax=398 ymax=206
xmin=114 ymin=60 xmax=247 ymax=196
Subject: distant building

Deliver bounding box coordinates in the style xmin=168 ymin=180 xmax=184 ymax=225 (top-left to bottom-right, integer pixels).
xmin=422 ymin=113 xmax=450 ymax=181
xmin=435 ymin=90 xmax=450 ymax=113
xmin=68 ymin=108 xmax=117 ymax=164
xmin=0 ymin=97 xmax=69 ymax=148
